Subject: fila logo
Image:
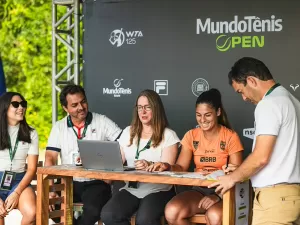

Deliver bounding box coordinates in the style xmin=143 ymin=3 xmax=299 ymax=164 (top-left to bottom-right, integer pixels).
xmin=154 ymin=80 xmax=168 ymax=95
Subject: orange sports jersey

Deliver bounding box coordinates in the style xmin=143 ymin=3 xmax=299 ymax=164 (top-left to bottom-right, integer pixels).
xmin=181 ymin=125 xmax=243 ymax=172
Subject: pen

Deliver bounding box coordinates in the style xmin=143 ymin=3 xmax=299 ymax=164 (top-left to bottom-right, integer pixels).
xmin=225 ymin=156 xmax=230 ymax=169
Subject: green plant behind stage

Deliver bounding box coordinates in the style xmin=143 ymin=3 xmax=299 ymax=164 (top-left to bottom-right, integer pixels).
xmin=0 ymin=0 xmax=68 ymax=149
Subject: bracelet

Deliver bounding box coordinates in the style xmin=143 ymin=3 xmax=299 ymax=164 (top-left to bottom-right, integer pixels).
xmin=14 ymin=191 xmax=20 ymax=196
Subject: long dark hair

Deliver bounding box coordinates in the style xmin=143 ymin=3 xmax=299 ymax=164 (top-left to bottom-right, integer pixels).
xmin=196 ymin=88 xmax=232 ymax=129
xmin=0 ymin=92 xmax=33 ymax=150
xmin=129 ymin=89 xmax=169 ymax=148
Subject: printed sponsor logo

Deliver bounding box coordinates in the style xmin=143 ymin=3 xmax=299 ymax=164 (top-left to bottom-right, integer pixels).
xmin=191 ymin=78 xmax=209 ymax=97
xmin=103 ymin=79 xmax=132 ymax=97
xmin=109 ymin=28 xmax=143 ymax=47
xmin=200 ymin=157 xmax=216 ymax=162
xmin=243 ymin=128 xmax=255 ymax=139
xmin=196 ymin=15 xmax=283 ymax=52
xmin=205 ymin=149 xmax=215 ymax=154
xmin=154 ymin=80 xmax=168 ymax=95
xmin=290 ymin=84 xmax=299 ymax=91
xmin=193 ymin=141 xmax=199 ymax=149
xmin=240 ymin=188 xmax=245 ymax=198
xmin=220 ymin=141 xmax=226 ymax=151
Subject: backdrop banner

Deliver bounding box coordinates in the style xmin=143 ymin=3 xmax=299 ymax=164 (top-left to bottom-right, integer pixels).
xmin=83 ymin=0 xmax=300 ymax=156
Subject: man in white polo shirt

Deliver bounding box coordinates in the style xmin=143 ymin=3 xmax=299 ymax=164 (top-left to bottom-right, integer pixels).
xmin=210 ymin=57 xmax=300 ymax=224
xmin=45 ymin=84 xmax=122 ymax=225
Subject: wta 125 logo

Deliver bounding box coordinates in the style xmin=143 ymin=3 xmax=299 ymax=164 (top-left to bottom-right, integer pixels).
xmin=109 ymin=28 xmax=143 ymax=47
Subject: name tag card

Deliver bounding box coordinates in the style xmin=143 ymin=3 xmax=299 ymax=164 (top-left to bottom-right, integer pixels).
xmin=0 ymin=171 xmax=16 ymax=191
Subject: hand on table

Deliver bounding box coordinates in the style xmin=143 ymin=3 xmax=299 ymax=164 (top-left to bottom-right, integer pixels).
xmin=208 ymin=174 xmax=236 ymax=195
xmin=134 ymin=160 xmax=151 ymax=171
xmin=146 ymin=162 xmax=170 ymax=172
xmin=222 ymin=163 xmax=239 ymax=175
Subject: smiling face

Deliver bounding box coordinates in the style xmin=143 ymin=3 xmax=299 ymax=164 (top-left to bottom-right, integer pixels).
xmin=196 ymin=103 xmax=220 ymax=131
xmin=7 ymin=95 xmax=27 ymax=125
xmin=137 ymin=96 xmax=153 ymax=125
xmin=63 ymin=93 xmax=88 ymax=122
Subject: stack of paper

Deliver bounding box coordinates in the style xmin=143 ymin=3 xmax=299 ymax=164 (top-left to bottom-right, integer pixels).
xmin=170 ymin=172 xmax=206 ymax=179
xmin=155 ymin=170 xmax=225 ymax=180
xmin=205 ymin=170 xmax=225 ymax=180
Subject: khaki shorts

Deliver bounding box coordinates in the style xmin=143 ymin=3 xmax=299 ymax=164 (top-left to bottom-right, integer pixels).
xmin=252 ymin=184 xmax=300 ymax=225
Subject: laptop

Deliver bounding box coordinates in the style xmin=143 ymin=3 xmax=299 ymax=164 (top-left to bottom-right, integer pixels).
xmin=77 ymin=140 xmax=135 ymax=171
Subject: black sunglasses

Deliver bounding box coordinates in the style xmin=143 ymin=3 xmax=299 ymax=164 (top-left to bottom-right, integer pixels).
xmin=11 ymin=101 xmax=27 ymax=108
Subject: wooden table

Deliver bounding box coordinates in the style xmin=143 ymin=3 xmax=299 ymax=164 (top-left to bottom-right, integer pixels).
xmin=36 ymin=165 xmax=235 ymax=225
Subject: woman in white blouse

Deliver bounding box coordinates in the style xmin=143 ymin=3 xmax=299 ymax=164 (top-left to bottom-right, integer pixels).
xmin=0 ymin=92 xmax=39 ymax=225
xmin=101 ymin=89 xmax=179 ymax=225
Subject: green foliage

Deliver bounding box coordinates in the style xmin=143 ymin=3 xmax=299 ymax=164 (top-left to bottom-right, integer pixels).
xmin=0 ymin=0 xmax=66 ymax=148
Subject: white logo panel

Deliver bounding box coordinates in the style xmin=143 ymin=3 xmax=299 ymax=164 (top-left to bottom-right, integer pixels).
xmin=109 ymin=28 xmax=143 ymax=47
xmin=191 ymin=78 xmax=209 ymax=97
xmin=154 ymin=80 xmax=168 ymax=95
xmin=103 ymin=79 xmax=132 ymax=97
xmin=243 ymin=128 xmax=255 ymax=140
xmin=290 ymin=84 xmax=299 ymax=91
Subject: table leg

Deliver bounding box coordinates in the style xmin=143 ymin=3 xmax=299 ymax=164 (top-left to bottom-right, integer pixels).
xmin=36 ymin=174 xmax=49 ymax=225
xmin=223 ymin=187 xmax=235 ymax=225
xmin=61 ymin=176 xmax=73 ymax=225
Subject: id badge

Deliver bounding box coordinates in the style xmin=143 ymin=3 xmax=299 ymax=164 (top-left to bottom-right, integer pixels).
xmin=0 ymin=171 xmax=16 ymax=191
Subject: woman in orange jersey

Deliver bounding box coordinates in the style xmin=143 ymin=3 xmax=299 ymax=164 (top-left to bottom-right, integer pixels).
xmin=147 ymin=88 xmax=244 ymax=225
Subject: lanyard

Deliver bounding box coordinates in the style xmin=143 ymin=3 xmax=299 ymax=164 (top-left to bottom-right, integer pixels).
xmin=135 ymin=139 xmax=151 ymax=159
xmin=67 ymin=116 xmax=88 ymax=140
xmin=8 ymin=136 xmax=19 ymax=171
xmin=265 ymin=83 xmax=280 ymax=96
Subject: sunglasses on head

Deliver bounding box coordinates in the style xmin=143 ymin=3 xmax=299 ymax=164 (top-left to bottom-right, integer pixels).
xmin=11 ymin=101 xmax=27 ymax=108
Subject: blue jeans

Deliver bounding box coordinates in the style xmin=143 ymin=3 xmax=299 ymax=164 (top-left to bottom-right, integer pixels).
xmin=0 ymin=172 xmax=26 ymax=201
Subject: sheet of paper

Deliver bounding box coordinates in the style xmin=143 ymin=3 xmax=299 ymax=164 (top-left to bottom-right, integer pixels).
xmin=154 ymin=171 xmax=175 ymax=176
xmin=205 ymin=170 xmax=225 ymax=180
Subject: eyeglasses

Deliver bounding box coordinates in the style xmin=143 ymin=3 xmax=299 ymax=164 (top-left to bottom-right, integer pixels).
xmin=136 ymin=105 xmax=152 ymax=112
xmin=11 ymin=101 xmax=27 ymax=108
